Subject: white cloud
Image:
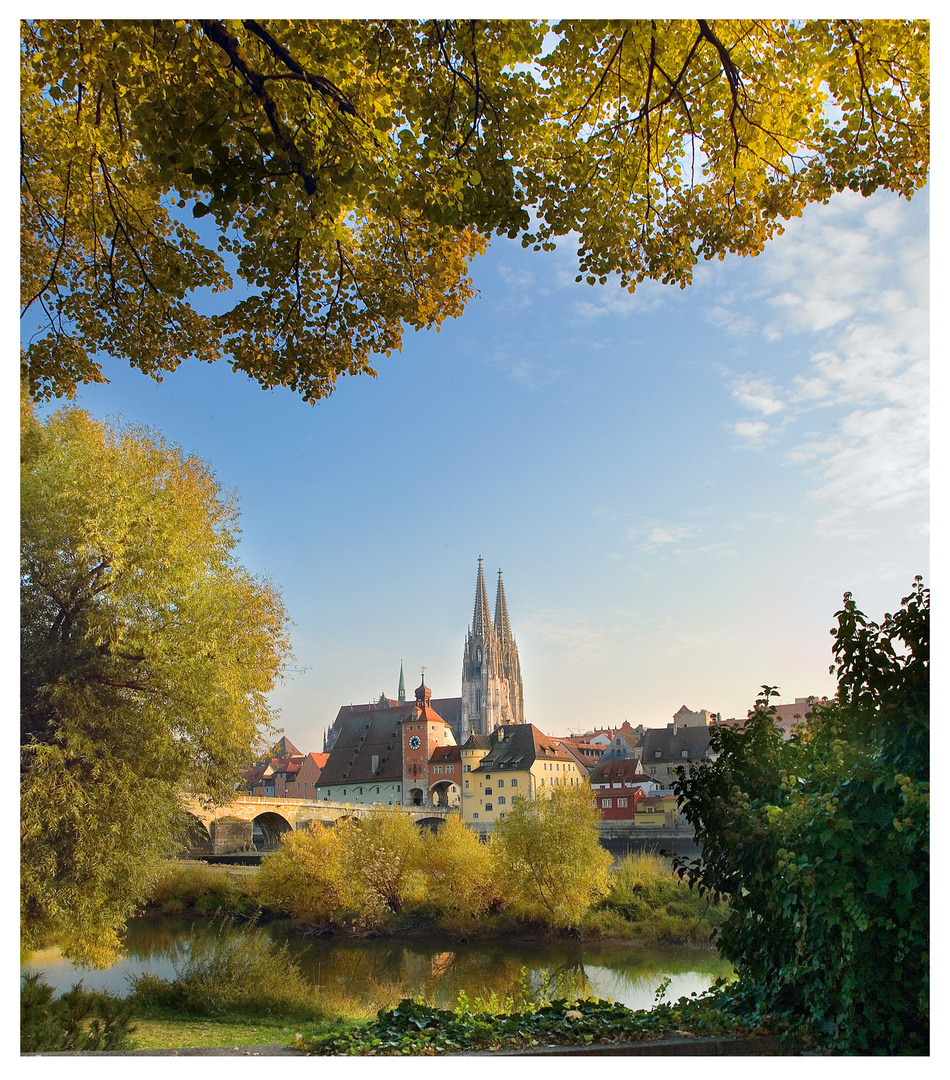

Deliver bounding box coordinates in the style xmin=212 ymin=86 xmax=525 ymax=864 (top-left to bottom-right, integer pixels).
xmin=732 ymin=419 xmax=770 ymax=440
xmin=572 ymin=278 xmax=669 ymax=319
xmin=732 ymin=377 xmax=785 ymax=415
xmin=497 ymin=263 xmax=534 ymax=288
xmin=712 ymin=189 xmax=928 ymax=534
xmin=646 ymin=524 xmax=696 ymax=546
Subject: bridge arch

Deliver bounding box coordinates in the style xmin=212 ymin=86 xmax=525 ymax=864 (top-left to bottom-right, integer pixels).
xmin=251 ymin=811 xmax=293 ymax=851
xmin=428 ymin=780 xmax=460 ymax=808
xmin=181 ymin=813 xmax=213 ymax=856
xmin=414 ymin=816 xmax=446 ymax=832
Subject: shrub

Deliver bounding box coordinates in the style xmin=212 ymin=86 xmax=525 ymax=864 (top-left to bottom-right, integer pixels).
xmin=334 ymin=810 xmax=426 ymax=925
xmin=130 ymin=918 xmax=321 ymax=1019
xmin=422 ymin=814 xmax=506 ymax=918
xmin=256 ymin=825 xmax=347 ymax=926
xmin=21 ymin=972 xmax=135 ymax=1053
xmin=148 ymin=861 xmax=243 ymax=913
xmin=491 ymin=782 xmax=612 ymax=929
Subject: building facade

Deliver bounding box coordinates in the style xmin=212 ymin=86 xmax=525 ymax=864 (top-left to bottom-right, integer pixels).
xmin=460 ymin=723 xmax=586 ymax=828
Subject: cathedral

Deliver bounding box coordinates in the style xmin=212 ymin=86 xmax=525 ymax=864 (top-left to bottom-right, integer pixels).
xmin=322 ymin=559 xmax=525 ymax=751
xmin=460 ymin=557 xmax=524 ymax=741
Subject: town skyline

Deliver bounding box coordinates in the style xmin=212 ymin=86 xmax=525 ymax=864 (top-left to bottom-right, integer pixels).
xmin=24 ymin=184 xmax=929 ymax=753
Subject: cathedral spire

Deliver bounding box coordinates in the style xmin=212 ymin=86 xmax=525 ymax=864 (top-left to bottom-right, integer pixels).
xmin=398 ymin=659 xmax=406 ymax=703
xmin=472 ymin=556 xmax=494 ymax=640
xmin=494 ymin=569 xmax=513 ymax=646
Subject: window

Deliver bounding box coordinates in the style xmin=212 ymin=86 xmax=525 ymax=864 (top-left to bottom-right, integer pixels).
xmin=473 ymin=813 xmax=479 ymax=819
xmin=464 ymin=764 xmax=471 ymax=772
xmin=434 ymin=766 xmax=442 ymax=775
xmin=464 ymin=780 xmax=469 ymax=789
xmin=649 ymin=767 xmax=656 ymax=775
xmin=497 ymin=779 xmax=505 ymax=787
xmin=498 ymin=796 xmax=506 ymax=805
xmin=682 ymin=750 xmax=689 ymax=758
xmin=510 ymin=778 xmax=518 ymax=787
xmin=485 ymin=803 xmax=493 ymax=811
xmin=602 ymin=799 xmax=612 ymax=808
xmin=484 ymin=787 xmax=492 ymax=795
xmin=485 ymin=774 xmax=491 ymax=780
xmin=617 ymin=798 xmax=627 ymax=808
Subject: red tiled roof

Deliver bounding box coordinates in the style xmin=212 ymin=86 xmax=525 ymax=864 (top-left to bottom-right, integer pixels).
xmin=430 ymin=744 xmax=461 ymax=763
xmin=589 ymin=757 xmax=652 ymax=785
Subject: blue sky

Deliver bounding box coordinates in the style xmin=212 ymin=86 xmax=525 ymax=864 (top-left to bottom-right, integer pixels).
xmin=23 ymin=185 xmax=930 ymax=752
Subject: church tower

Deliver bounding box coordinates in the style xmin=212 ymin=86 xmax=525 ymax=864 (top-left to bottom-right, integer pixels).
xmin=461 ymin=558 xmax=524 ymax=741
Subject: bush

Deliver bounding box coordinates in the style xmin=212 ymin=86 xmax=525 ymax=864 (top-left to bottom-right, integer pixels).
xmin=491 ymin=782 xmax=613 ymax=929
xmin=130 ymin=917 xmax=322 ymax=1019
xmin=421 ymin=814 xmax=506 ymax=918
xmin=334 ymin=811 xmax=426 ymax=925
xmin=21 ymin=972 xmax=135 ymax=1053
xmin=256 ymin=826 xmax=346 ymax=926
xmin=148 ymin=861 xmax=245 ymax=913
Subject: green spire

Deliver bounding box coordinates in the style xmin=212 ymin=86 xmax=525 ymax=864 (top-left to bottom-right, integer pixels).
xmin=398 ymin=659 xmax=406 ymax=703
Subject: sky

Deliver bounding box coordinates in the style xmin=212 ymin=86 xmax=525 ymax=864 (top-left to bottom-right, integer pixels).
xmin=21 ymin=181 xmax=930 ymax=752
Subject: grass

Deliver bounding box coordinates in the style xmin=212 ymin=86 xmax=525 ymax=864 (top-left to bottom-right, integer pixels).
xmin=129 ymin=1016 xmax=306 ymax=1049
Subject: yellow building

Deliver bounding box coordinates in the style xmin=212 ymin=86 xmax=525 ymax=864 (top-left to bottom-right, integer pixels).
xmin=460 ymin=724 xmax=587 ymax=827
xmin=633 ymin=793 xmax=680 ymax=827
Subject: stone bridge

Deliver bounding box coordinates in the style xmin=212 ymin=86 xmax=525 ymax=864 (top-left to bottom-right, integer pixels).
xmin=181 ymin=794 xmax=455 ymax=855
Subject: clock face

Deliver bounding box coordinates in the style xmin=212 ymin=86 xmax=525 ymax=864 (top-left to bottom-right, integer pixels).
xmin=408 ymin=735 xmax=421 ymax=750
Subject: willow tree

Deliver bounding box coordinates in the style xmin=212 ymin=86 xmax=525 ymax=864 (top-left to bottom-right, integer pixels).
xmin=21 ymin=395 xmax=289 ymax=966
xmin=21 ymin=19 xmax=928 ymax=402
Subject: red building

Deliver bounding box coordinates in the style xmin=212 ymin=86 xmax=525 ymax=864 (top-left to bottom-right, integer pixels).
xmin=589 ymin=757 xmax=655 ymax=820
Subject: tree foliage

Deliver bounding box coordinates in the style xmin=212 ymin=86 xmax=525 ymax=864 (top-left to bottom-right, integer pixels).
xmin=333 ymin=809 xmax=426 ymax=923
xmin=672 ymin=579 xmax=929 ymax=1053
xmin=421 ymin=812 xmax=505 ymax=919
xmin=21 ymin=18 xmax=928 ymax=402
xmin=21 ymin=397 xmax=289 ymax=967
xmin=491 ymin=782 xmax=613 ymax=928
xmin=255 ymin=826 xmax=347 ymax=927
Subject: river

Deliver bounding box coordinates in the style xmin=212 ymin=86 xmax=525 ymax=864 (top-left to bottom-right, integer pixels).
xmin=22 ymin=916 xmax=732 ymax=1014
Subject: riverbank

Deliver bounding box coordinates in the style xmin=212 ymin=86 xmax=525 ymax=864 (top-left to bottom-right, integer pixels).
xmin=27 ymin=1032 xmax=789 ymax=1056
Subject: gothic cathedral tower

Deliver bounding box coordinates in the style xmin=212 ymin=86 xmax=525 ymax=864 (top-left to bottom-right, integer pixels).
xmin=461 ymin=558 xmax=524 ymax=740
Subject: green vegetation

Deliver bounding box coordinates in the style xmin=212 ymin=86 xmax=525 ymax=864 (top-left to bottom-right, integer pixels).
xmin=673 ymin=579 xmax=929 ymax=1054
xmin=21 ymin=972 xmax=136 ymax=1053
xmin=22 ymin=20 xmax=927 ymax=402
xmin=21 ymin=398 xmax=289 ymax=968
xmin=593 ymin=853 xmax=727 ymax=943
xmin=129 ymin=919 xmax=326 ymax=1022
xmin=151 ymin=838 xmax=719 ymax=948
xmin=253 ymin=785 xmax=708 ymax=941
xmin=492 ymin=782 xmax=613 ymax=928
xmin=303 ymin=984 xmax=762 ymax=1055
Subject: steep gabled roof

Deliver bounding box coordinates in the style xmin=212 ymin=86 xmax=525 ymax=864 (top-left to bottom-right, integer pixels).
xmin=268 ymin=735 xmax=302 ymax=758
xmin=589 ymin=757 xmax=652 ymax=785
xmin=639 ymin=725 xmax=711 ymax=762
xmin=318 ymin=705 xmax=412 ymax=787
xmin=473 ymin=724 xmax=578 ymax=772
xmin=462 ymin=733 xmax=492 ymax=751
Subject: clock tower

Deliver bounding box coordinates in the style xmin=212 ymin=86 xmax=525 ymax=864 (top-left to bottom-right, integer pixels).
xmin=401 ymin=674 xmax=456 ymax=806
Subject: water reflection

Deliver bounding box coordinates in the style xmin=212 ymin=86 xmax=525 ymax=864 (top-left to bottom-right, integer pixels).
xmin=23 ymin=916 xmax=732 ymax=1014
